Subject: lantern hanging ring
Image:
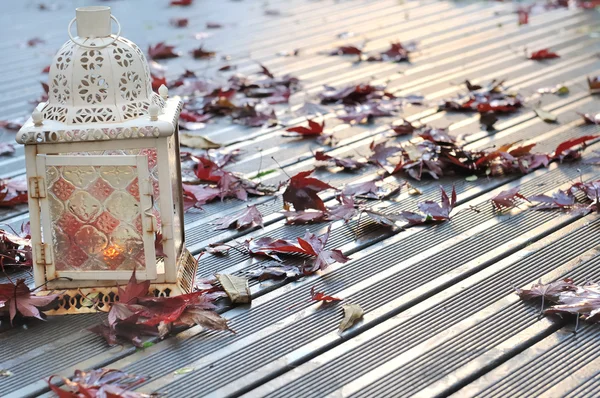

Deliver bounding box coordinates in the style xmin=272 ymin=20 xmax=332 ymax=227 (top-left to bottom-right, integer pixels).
xmin=67 ymin=14 xmax=121 ymax=49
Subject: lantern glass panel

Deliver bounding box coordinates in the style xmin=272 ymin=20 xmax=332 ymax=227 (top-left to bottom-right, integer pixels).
xmin=169 ymin=134 xmax=184 ymax=255
xmin=58 ymin=148 xmax=163 ymax=252
xmin=42 ymin=159 xmax=150 ymax=272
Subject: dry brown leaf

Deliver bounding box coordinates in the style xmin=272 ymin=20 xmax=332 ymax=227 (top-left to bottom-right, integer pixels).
xmin=216 ymin=274 xmax=251 ymax=304
xmin=339 ymin=303 xmax=364 ymax=331
xmin=179 ymin=133 xmax=222 ymax=149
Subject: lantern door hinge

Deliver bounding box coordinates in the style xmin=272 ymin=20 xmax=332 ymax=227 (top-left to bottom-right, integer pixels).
xmin=29 ymin=177 xmax=46 ymax=199
xmin=35 ymin=243 xmax=52 ymax=265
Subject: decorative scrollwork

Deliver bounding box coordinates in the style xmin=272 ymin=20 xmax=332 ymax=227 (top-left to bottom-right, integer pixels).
xmin=119 ymin=71 xmax=142 ymax=101
xmin=78 ymin=74 xmax=109 ymax=104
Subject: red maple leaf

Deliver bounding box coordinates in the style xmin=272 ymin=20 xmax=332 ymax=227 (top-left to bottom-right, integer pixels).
xmin=0 ymin=177 xmax=28 ymax=207
xmin=170 ymin=17 xmax=189 ymax=27
xmin=212 ymin=205 xmax=264 ymax=230
xmin=310 ymin=286 xmax=342 ymax=302
xmin=0 ymin=279 xmax=59 ymax=323
xmin=298 ymin=226 xmax=350 ymax=273
xmin=282 ymin=170 xmax=335 ymax=211
xmin=285 ymin=119 xmax=325 ymax=136
xmin=151 ymin=74 xmax=167 ymax=92
xmin=246 ymin=226 xmax=349 ymax=273
xmin=0 ymin=224 xmax=32 ymax=271
xmin=528 ymin=48 xmax=560 ymax=60
xmin=553 ymin=135 xmax=598 ymax=161
xmin=315 ymin=151 xmax=365 ymax=170
xmin=329 ymin=45 xmax=362 ymax=56
xmin=193 ymin=156 xmax=224 ymax=182
xmin=588 ymin=76 xmax=600 ymax=92
xmin=516 ymin=278 xmax=576 ymax=303
xmin=182 ymin=184 xmax=221 ymax=210
xmin=191 ymin=46 xmax=216 ymax=59
xmin=491 ymin=187 xmax=529 ymax=211
xmin=48 ymin=368 xmax=150 ymax=398
xmin=368 ymin=41 xmax=415 ymax=62
xmin=341 ymin=180 xmax=398 ymax=200
xmin=148 ymin=42 xmax=179 ymax=60
xmin=117 ymin=269 xmax=151 ymax=304
xmin=90 ymin=270 xmax=230 ymax=347
xmin=368 ymin=140 xmax=402 ymax=169
xmin=0 ymin=119 xmax=23 ymax=131
xmin=390 ymin=119 xmax=416 ymax=135
xmin=528 ymin=189 xmax=590 ymax=215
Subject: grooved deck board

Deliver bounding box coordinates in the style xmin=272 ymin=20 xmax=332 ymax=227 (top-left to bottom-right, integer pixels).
xmin=1 ymin=1 xmax=600 ymax=397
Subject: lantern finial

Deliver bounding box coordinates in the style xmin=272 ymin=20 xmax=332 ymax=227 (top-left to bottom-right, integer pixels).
xmin=149 ymin=104 xmax=160 ymax=121
xmin=159 ymin=85 xmax=169 ymax=100
xmin=32 ymin=109 xmax=43 ymax=126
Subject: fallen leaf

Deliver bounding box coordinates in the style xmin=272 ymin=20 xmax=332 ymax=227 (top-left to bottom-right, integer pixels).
xmin=491 ymin=187 xmax=529 ymax=210
xmin=553 ymin=135 xmax=598 ymax=161
xmin=245 ymin=226 xmax=349 ymax=273
xmin=579 ymin=112 xmax=600 ymax=125
xmin=0 ymin=279 xmax=59 ymax=323
xmin=212 ymin=205 xmax=263 ymax=230
xmin=179 ymin=133 xmax=222 ymax=149
xmin=192 ymin=46 xmax=216 ymax=59
xmin=328 ymin=45 xmax=362 ymax=56
xmin=284 ymin=119 xmax=325 ymax=137
xmin=89 ymin=270 xmax=230 ymax=346
xmin=339 ymin=304 xmax=364 ymax=331
xmin=480 ymin=112 xmax=498 ymax=130
xmin=516 ymin=278 xmax=577 ymax=302
xmin=247 ymin=265 xmax=303 ymax=281
xmin=282 ymin=170 xmax=335 ymax=211
xmin=315 ymin=151 xmax=366 ymax=171
xmin=311 ymin=286 xmax=342 ymax=302
xmin=174 ymin=367 xmax=194 ymax=375
xmin=216 ymin=274 xmax=251 ymax=304
xmin=535 ymin=108 xmax=558 ymax=123
xmin=148 ymin=42 xmax=179 ymax=60
xmin=529 ymin=48 xmax=560 ymax=60
xmin=170 ymin=0 xmax=192 ymax=5
xmin=170 ymin=18 xmax=189 ymax=27
xmin=47 ymin=368 xmax=151 ymax=398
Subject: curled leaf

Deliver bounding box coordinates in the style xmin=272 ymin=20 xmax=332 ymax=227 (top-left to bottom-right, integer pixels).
xmin=339 ymin=304 xmax=364 ymax=332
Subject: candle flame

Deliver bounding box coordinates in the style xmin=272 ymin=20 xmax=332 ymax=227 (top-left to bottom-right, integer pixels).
xmin=103 ymin=244 xmax=122 ymax=260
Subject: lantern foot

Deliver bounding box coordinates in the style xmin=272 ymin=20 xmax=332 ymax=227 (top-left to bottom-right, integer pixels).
xmin=37 ymin=249 xmax=198 ymax=316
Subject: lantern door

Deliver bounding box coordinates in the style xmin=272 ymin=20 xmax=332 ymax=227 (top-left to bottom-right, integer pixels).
xmin=35 ymin=154 xmax=157 ymax=281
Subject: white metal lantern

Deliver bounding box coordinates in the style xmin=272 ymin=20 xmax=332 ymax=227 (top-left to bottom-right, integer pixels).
xmin=17 ymin=6 xmax=196 ymax=314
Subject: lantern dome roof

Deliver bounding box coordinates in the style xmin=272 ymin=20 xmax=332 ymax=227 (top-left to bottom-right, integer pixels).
xmin=17 ymin=6 xmax=182 ymax=145
xmin=45 ymin=6 xmax=165 ymax=125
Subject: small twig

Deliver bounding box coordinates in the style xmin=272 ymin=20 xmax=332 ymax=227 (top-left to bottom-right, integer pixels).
xmin=271 ymin=156 xmax=291 ymax=179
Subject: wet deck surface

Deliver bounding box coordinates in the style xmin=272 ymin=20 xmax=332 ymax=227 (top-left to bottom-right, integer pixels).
xmin=2 ymin=0 xmax=600 ymax=397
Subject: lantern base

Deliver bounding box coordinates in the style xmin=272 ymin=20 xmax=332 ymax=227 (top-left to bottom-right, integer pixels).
xmin=39 ymin=249 xmax=198 ymax=315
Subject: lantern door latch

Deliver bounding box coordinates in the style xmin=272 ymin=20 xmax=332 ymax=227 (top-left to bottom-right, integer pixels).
xmin=36 ymin=243 xmax=52 ymax=265
xmin=29 ymin=177 xmax=46 ymax=199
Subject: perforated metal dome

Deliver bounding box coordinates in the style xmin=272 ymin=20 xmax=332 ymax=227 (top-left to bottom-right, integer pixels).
xmin=43 ymin=6 xmax=165 ymax=125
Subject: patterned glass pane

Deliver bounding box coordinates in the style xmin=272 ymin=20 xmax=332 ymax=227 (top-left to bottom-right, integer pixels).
xmin=60 ymin=148 xmax=162 ymax=251
xmin=46 ymin=163 xmax=146 ymax=271
xmin=169 ymin=133 xmax=184 ymax=255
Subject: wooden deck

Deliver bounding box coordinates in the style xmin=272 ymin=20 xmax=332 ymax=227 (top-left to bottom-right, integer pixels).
xmin=2 ymin=0 xmax=600 ymax=397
